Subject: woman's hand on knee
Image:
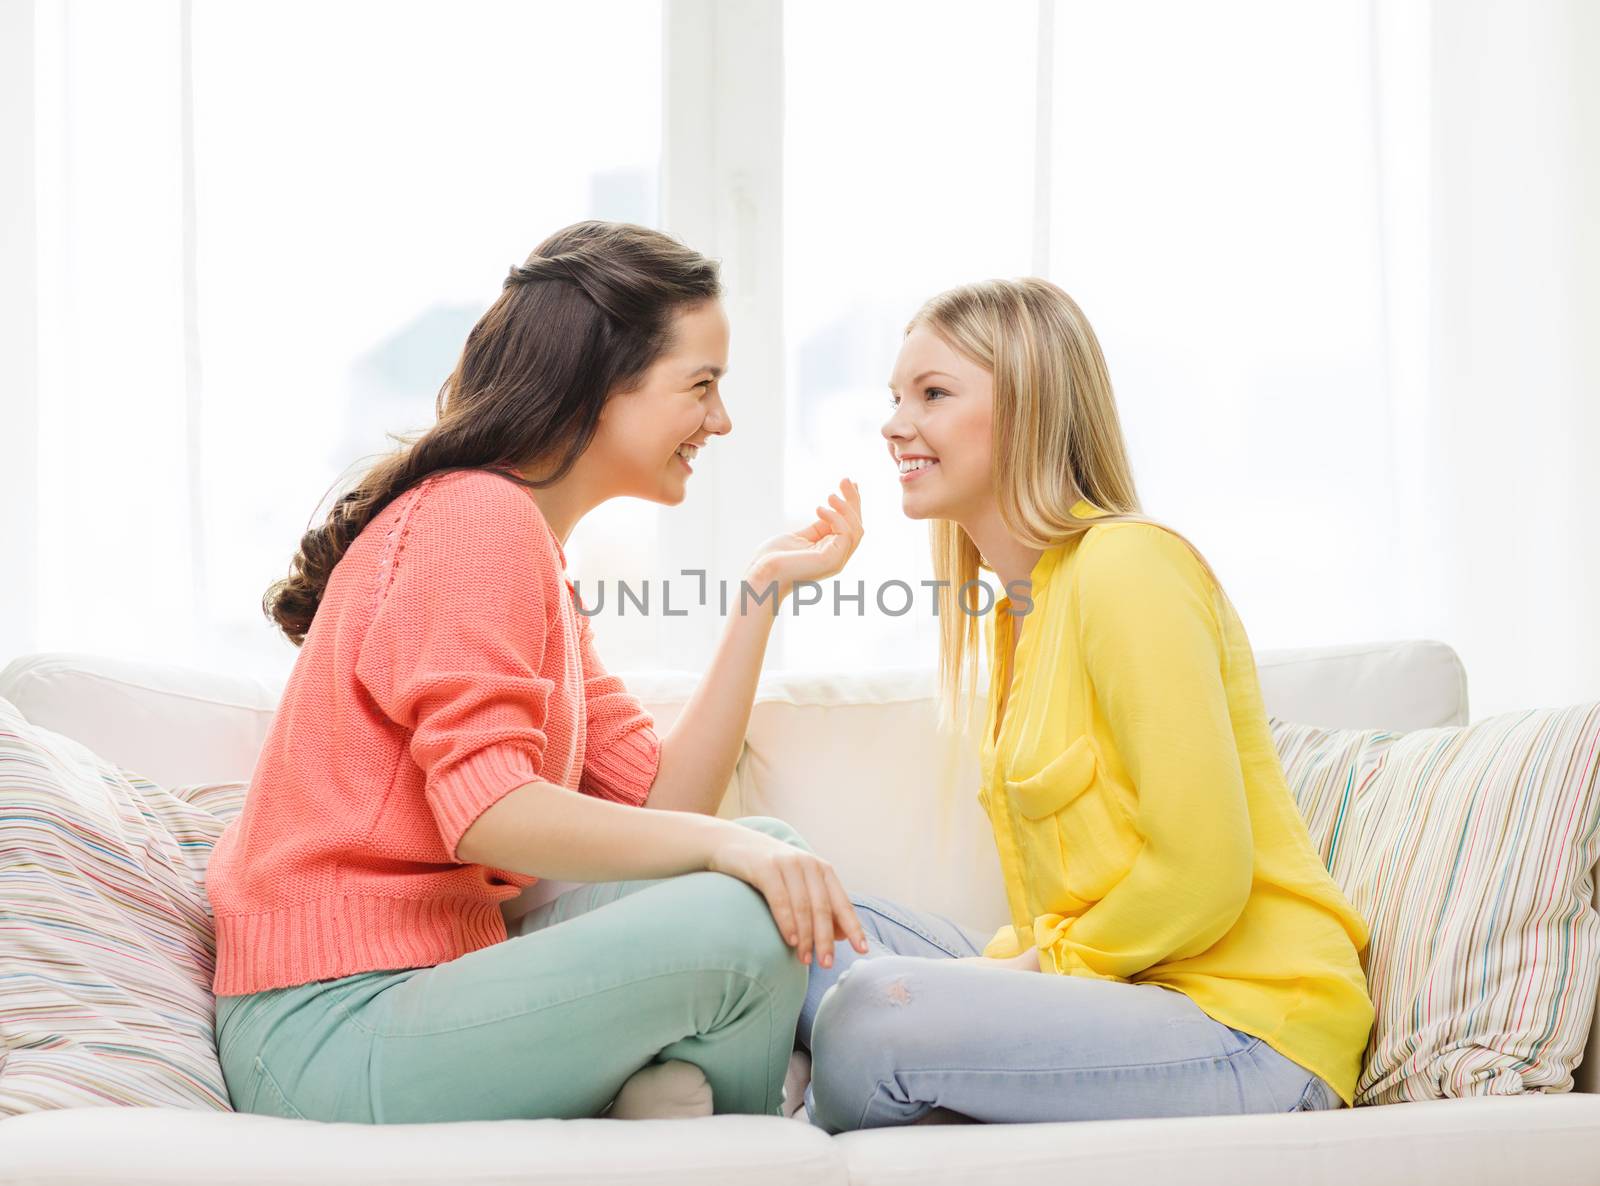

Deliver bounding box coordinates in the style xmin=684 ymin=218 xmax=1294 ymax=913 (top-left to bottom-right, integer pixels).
xmin=706 ymin=828 xmax=869 ymax=968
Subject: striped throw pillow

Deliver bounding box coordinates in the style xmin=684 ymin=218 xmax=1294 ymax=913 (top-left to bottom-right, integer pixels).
xmin=1271 ymin=702 xmax=1600 ymax=1105
xmin=0 ymin=695 xmax=246 ymax=1114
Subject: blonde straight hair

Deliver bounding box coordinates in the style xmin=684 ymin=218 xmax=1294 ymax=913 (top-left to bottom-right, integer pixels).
xmin=910 ymin=278 xmax=1236 ymax=731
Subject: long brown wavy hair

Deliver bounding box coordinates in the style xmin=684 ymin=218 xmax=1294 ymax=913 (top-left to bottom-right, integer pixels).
xmin=264 ymin=220 xmax=722 ymax=646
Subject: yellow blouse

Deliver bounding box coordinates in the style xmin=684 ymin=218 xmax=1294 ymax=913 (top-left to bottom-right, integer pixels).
xmin=977 ymin=500 xmax=1375 ymax=1107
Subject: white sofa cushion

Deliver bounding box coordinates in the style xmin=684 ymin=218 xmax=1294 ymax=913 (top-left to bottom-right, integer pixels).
xmin=833 ymin=1093 xmax=1600 ymax=1186
xmin=0 ymin=652 xmax=281 ymax=790
xmin=2 ymin=1091 xmax=1599 ymax=1186
xmin=1273 ymin=702 xmax=1600 ymax=1104
xmin=0 ymin=1108 xmax=847 ymax=1186
xmin=0 ymin=696 xmax=245 ymax=1115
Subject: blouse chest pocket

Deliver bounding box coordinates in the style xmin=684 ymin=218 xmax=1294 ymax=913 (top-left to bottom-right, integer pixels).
xmin=1003 ymin=734 xmax=1144 ymax=916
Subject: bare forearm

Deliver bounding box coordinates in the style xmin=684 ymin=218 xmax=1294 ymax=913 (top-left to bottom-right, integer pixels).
xmin=455 ymin=777 xmax=729 ymax=881
xmin=648 ymin=563 xmax=785 ymax=814
xmin=644 ymin=478 xmax=863 ymax=815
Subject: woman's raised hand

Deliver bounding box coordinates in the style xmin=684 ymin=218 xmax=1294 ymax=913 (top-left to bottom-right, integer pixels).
xmin=706 ymin=827 xmax=869 ymax=967
xmin=746 ymin=478 xmax=863 ymax=598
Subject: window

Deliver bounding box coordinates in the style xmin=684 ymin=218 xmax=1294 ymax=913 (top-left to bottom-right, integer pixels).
xmin=31 ymin=0 xmax=664 ymax=681
xmin=17 ymin=1 xmax=1417 ymax=684
xmin=779 ymin=1 xmax=1038 ymax=671
xmin=1043 ymin=1 xmax=1392 ymax=647
xmin=192 ymin=1 xmax=665 ymax=677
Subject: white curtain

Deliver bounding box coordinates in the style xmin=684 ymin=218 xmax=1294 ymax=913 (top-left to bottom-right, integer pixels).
xmin=1373 ymin=0 xmax=1600 ymax=717
xmin=2 ymin=0 xmax=1595 ymax=720
xmin=7 ymin=0 xmax=665 ymax=684
xmin=1339 ymin=0 xmax=1598 ymax=719
xmin=774 ymin=0 xmax=1599 ymax=717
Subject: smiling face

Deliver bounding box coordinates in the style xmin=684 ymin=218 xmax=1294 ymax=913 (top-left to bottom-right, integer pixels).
xmin=882 ymin=323 xmax=995 ymax=522
xmin=586 ymin=298 xmax=732 ymax=505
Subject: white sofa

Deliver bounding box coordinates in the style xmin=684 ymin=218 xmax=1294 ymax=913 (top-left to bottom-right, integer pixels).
xmin=2 ymin=640 xmax=1599 ymax=1185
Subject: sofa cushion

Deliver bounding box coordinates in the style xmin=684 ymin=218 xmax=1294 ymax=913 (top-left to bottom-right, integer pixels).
xmin=1272 ymin=701 xmax=1600 ymax=1105
xmin=0 ymin=652 xmax=282 ymax=790
xmin=2 ymin=1093 xmax=1594 ymax=1186
xmin=0 ymin=1107 xmax=848 ymax=1186
xmin=0 ymin=695 xmax=245 ymax=1115
xmin=834 ymin=1093 xmax=1600 ymax=1186
xmin=732 ymin=668 xmax=1009 ymax=934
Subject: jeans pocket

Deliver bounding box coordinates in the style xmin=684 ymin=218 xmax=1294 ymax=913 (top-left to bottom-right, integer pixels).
xmin=1220 ymin=1023 xmax=1264 ymax=1057
xmin=1290 ymin=1074 xmax=1340 ymax=1112
xmin=1242 ymin=1037 xmax=1337 ymax=1113
xmin=249 ymin=1055 xmax=308 ymax=1120
xmin=213 ymin=993 xmax=261 ymax=1067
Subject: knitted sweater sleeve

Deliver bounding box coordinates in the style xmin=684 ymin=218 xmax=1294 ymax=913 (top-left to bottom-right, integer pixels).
xmin=572 ymin=603 xmax=661 ymax=806
xmin=353 ymin=476 xmax=557 ymax=862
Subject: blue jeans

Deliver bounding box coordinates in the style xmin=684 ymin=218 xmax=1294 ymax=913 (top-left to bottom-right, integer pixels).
xmin=797 ymin=893 xmax=1344 ymax=1132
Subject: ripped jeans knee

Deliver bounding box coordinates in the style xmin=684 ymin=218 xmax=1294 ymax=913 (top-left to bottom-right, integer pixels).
xmin=805 ymin=956 xmax=933 ymax=1132
xmin=811 ymin=957 xmax=923 ymax=1053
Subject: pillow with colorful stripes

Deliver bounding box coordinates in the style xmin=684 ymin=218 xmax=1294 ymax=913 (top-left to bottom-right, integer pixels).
xmin=1271 ymin=702 xmax=1600 ymax=1106
xmin=0 ymin=695 xmax=247 ymax=1115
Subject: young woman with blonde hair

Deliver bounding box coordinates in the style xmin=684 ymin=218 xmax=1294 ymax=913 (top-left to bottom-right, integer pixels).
xmin=794 ymin=277 xmax=1375 ymax=1130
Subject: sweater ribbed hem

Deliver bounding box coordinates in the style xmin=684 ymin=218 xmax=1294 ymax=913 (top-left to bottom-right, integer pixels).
xmin=585 ymin=726 xmax=661 ymax=806
xmin=210 ymin=893 xmax=509 ymax=997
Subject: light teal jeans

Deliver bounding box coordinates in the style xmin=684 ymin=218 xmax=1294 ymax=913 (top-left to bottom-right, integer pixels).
xmin=213 ymin=816 xmax=812 ymax=1123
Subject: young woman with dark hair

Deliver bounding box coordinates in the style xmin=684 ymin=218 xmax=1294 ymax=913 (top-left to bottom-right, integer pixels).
xmin=208 ymin=220 xmax=869 ymax=1124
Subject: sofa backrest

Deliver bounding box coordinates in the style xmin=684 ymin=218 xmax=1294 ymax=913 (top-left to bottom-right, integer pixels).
xmin=0 ymin=640 xmax=1471 ymax=923
xmin=0 ymin=638 xmax=1471 ymax=807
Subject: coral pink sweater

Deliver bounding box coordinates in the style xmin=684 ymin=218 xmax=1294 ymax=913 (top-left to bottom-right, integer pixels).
xmin=206 ymin=468 xmax=661 ymax=996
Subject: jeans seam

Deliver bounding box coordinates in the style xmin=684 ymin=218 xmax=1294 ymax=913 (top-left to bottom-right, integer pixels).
xmin=1298 ymin=1075 xmax=1340 ymax=1111
xmin=1244 ymin=1041 xmax=1328 ymax=1112
xmin=857 ymin=1075 xmax=895 ymax=1130
xmin=852 ymin=899 xmax=972 ymax=958
xmin=330 ymin=964 xmax=777 ymax=1040
xmin=851 ymin=1044 xmax=1269 ymax=1129
xmin=859 ymin=1041 xmax=1267 ymax=1088
xmin=251 ymin=1055 xmax=307 ymax=1120
xmin=1291 ymin=1076 xmax=1320 ymax=1111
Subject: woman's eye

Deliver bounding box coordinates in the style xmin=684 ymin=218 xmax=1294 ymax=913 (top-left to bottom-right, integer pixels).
xmin=925 ymin=387 xmax=948 ymax=400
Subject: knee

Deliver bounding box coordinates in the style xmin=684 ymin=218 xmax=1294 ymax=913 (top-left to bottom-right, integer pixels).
xmin=732 ymin=814 xmax=813 ymax=854
xmin=812 ymin=957 xmax=917 ymax=1048
xmin=808 ymin=957 xmax=919 ymax=1130
xmin=675 ymin=871 xmax=809 ymax=1000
